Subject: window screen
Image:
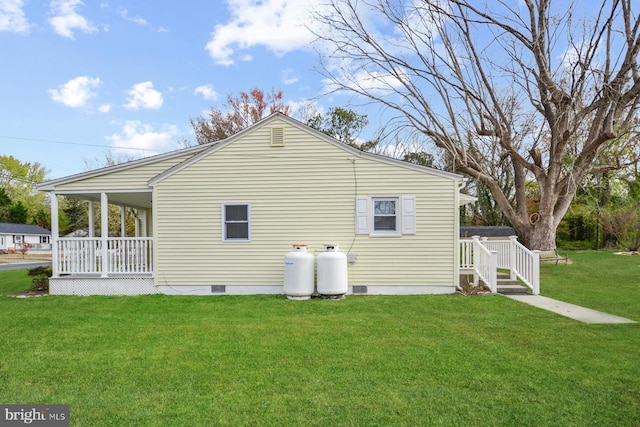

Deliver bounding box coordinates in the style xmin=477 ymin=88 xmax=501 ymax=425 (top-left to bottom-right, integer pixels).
xmin=223 ymin=204 xmax=250 ymax=241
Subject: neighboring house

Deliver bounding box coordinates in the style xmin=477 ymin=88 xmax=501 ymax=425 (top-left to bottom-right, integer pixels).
xmin=37 ymin=113 xmax=475 ymax=296
xmin=0 ymin=222 xmax=51 ymax=254
xmin=460 ymin=226 xmax=517 ymax=240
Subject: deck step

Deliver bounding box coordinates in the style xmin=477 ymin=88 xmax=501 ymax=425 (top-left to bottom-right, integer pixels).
xmin=497 ymin=282 xmax=529 ymax=294
xmin=496 ymin=273 xmax=529 ymax=294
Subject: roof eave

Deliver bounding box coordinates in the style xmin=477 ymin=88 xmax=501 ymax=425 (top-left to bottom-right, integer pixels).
xmin=36 ymin=142 xmax=213 ymax=191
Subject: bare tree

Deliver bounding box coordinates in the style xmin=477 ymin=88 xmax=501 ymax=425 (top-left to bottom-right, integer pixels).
xmin=311 ymin=0 xmax=640 ymax=250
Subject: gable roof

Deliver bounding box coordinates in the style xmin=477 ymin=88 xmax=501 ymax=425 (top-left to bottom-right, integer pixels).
xmin=36 ymin=112 xmax=465 ymax=192
xmin=149 ymin=113 xmax=464 ymax=186
xmin=36 ymin=141 xmax=214 ymax=191
xmin=0 ymin=222 xmax=51 ymax=235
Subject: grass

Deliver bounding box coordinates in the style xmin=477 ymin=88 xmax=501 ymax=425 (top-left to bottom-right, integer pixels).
xmin=541 ymin=250 xmax=640 ymax=320
xmin=0 ymin=255 xmax=639 ymax=426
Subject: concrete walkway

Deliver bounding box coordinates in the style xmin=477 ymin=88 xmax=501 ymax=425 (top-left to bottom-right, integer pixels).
xmin=503 ymin=294 xmax=637 ymax=324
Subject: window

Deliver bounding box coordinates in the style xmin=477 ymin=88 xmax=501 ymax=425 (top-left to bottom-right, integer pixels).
xmin=373 ymin=198 xmax=399 ymax=233
xmin=355 ymin=196 xmax=416 ymax=236
xmin=222 ymin=203 xmax=250 ymax=241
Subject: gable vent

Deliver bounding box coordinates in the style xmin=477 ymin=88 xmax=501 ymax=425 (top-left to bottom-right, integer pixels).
xmin=271 ymin=127 xmax=285 ymax=146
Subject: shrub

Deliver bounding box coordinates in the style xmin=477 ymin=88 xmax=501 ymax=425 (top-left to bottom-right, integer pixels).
xmin=28 ymin=266 xmax=52 ymax=292
xmin=17 ymin=242 xmax=32 ymax=257
xmin=601 ymin=205 xmax=640 ymax=251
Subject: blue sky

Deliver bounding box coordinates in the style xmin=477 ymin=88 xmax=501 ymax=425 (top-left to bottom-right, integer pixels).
xmin=0 ymin=0 xmax=351 ymax=179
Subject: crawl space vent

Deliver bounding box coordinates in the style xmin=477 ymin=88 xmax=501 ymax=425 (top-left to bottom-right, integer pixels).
xmin=271 ymin=127 xmax=285 ymax=146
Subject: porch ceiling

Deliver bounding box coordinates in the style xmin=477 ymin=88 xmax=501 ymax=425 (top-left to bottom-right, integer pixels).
xmin=69 ymin=192 xmax=152 ymax=209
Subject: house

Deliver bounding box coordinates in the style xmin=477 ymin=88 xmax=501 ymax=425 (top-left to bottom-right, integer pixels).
xmin=460 ymin=226 xmax=517 ymax=240
xmin=37 ymin=113 xmax=477 ymax=296
xmin=0 ymin=222 xmax=51 ymax=254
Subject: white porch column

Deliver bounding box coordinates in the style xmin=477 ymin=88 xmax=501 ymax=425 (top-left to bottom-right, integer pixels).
xmin=140 ymin=209 xmax=147 ymax=237
xmin=101 ymin=192 xmax=109 ymax=277
xmin=88 ymin=201 xmax=95 ymax=237
xmin=120 ymin=207 xmax=126 ymax=237
xmin=50 ymin=193 xmax=59 ymax=277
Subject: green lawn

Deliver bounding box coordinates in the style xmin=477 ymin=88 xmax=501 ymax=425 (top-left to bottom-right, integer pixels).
xmin=0 ymin=253 xmax=638 ymax=426
xmin=541 ymin=250 xmax=640 ymax=320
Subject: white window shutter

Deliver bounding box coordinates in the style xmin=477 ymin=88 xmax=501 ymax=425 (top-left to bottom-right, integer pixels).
xmin=402 ymin=196 xmax=416 ymax=234
xmin=355 ymin=196 xmax=369 ymax=234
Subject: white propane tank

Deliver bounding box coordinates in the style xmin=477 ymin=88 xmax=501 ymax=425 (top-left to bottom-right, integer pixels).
xmin=317 ymin=243 xmax=348 ymax=297
xmin=283 ymin=243 xmax=315 ymax=300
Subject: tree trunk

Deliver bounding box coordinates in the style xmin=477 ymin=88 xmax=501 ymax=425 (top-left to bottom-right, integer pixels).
xmin=525 ymin=219 xmax=558 ymax=251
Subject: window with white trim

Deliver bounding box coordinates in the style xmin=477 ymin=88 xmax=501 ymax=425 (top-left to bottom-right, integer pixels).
xmin=355 ymin=196 xmax=416 ymax=236
xmin=222 ymin=203 xmax=250 ymax=241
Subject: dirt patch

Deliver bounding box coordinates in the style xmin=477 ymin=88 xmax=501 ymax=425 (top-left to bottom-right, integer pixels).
xmin=7 ymin=290 xmax=49 ymax=298
xmin=0 ymin=254 xmax=52 ymax=264
xmin=614 ymin=251 xmax=640 ymax=256
xmin=456 ymin=283 xmax=492 ymax=296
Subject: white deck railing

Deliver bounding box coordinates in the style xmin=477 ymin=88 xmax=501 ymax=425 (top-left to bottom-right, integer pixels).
xmin=511 ymin=239 xmax=540 ymax=295
xmin=56 ymin=237 xmax=153 ymax=276
xmin=461 ymin=236 xmax=497 ymax=292
xmin=460 ymin=236 xmax=540 ymax=295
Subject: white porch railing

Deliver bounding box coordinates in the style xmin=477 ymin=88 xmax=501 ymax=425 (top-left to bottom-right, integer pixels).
xmin=56 ymin=237 xmax=153 ymax=276
xmin=461 ymin=236 xmax=498 ymax=292
xmin=460 ymin=235 xmax=540 ymax=295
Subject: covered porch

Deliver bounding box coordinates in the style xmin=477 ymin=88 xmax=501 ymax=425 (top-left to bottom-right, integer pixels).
xmin=48 ymin=190 xmax=157 ymax=295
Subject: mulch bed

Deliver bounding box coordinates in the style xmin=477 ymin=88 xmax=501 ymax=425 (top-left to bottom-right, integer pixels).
xmin=7 ymin=290 xmax=49 ymax=298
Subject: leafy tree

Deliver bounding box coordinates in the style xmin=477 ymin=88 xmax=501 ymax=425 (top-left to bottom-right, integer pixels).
xmin=402 ymin=151 xmax=435 ymax=168
xmin=0 ymin=187 xmax=12 ymax=222
xmin=9 ymin=201 xmax=28 ymax=224
xmin=191 ymin=88 xmax=290 ymax=144
xmin=312 ymin=0 xmax=640 ymax=250
xmin=307 ymin=107 xmax=377 ymax=151
xmin=61 ymin=197 xmax=89 ymax=235
xmin=0 ymin=155 xmax=48 ymax=224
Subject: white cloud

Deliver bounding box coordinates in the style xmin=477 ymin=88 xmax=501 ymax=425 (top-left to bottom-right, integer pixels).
xmin=98 ymin=103 xmax=111 ymax=113
xmin=205 ymin=0 xmax=320 ymax=65
xmin=118 ymin=7 xmax=147 ymax=26
xmin=288 ymin=99 xmax=323 ymax=123
xmin=281 ymin=68 xmax=299 ymax=85
xmin=124 ymin=81 xmax=163 ymax=110
xmin=0 ymin=0 xmax=29 ymax=32
xmin=49 ymin=0 xmax=97 ymax=39
xmin=107 ymin=120 xmax=177 ymax=154
xmin=322 ymin=60 xmax=408 ymax=96
xmin=194 ymin=84 xmax=218 ymax=101
xmin=48 ymin=76 xmax=101 ymax=108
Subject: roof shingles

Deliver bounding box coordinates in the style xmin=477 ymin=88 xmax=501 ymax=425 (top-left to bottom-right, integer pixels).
xmin=0 ymin=223 xmax=50 ymax=235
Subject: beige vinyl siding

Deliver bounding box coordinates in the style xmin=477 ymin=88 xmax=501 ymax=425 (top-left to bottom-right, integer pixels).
xmin=154 ymin=119 xmax=458 ymax=288
xmin=53 ymin=155 xmax=194 ymax=192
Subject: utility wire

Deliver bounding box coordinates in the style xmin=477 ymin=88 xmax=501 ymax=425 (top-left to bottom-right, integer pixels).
xmin=0 ymin=135 xmax=162 ymax=152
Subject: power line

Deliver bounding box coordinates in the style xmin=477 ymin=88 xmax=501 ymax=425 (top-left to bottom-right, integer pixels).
xmin=0 ymin=135 xmax=161 ymax=153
